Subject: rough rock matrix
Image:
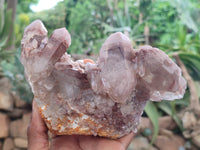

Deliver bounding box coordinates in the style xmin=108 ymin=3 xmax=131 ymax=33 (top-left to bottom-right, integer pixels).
xmin=21 ymin=20 xmax=186 ymax=139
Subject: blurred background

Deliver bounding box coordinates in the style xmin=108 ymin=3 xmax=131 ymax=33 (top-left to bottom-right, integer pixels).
xmin=0 ymin=0 xmax=200 ymax=150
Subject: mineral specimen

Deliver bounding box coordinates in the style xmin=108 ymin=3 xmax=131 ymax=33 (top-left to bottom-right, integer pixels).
xmin=21 ymin=20 xmax=186 ymax=139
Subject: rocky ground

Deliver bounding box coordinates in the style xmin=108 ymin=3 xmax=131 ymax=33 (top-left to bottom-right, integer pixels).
xmin=0 ymin=75 xmax=200 ymax=150
xmin=0 ymin=77 xmax=31 ymax=150
xmin=128 ymin=116 xmax=200 ymax=150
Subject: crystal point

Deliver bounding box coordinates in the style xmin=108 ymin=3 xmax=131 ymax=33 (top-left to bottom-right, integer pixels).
xmin=21 ymin=20 xmax=186 ymax=139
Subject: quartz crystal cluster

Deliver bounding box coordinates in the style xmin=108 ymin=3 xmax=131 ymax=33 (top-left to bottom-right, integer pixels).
xmin=21 ymin=20 xmax=186 ymax=139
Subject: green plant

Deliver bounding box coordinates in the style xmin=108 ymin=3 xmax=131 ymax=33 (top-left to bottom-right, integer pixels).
xmin=15 ymin=13 xmax=30 ymax=46
xmin=0 ymin=3 xmax=33 ymax=102
xmin=66 ymin=0 xmax=108 ymax=54
xmin=144 ymin=101 xmax=159 ymax=144
xmin=167 ymin=0 xmax=200 ymax=34
xmin=0 ymin=9 xmax=15 ymax=77
xmin=1 ymin=48 xmax=33 ymax=103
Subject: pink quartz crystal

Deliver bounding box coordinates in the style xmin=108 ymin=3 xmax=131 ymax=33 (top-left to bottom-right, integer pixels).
xmin=21 ymin=20 xmax=186 ymax=139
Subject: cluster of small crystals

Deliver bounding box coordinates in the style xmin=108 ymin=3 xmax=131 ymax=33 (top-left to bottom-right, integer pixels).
xmin=21 ymin=20 xmax=186 ymax=138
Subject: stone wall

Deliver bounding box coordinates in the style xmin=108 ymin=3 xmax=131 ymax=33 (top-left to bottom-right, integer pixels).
xmin=0 ymin=77 xmax=31 ymax=150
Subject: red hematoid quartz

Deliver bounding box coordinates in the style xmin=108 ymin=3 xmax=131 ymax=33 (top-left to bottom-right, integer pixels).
xmin=21 ymin=20 xmax=186 ymax=139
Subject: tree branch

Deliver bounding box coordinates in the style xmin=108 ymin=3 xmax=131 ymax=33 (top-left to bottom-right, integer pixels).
xmin=173 ymin=54 xmax=200 ymax=113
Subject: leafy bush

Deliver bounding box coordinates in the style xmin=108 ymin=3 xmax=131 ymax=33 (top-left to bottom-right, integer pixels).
xmin=15 ymin=13 xmax=30 ymax=46
xmin=1 ymin=48 xmax=33 ymax=103
xmin=0 ymin=9 xmax=15 ymax=77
